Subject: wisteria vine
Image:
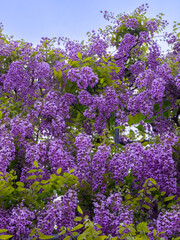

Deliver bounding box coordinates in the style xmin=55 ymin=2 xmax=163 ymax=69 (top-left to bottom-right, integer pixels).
xmin=0 ymin=3 xmax=180 ymax=240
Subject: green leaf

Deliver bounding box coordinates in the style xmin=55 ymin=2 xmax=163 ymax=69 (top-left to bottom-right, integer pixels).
xmin=0 ymin=235 xmax=14 ymax=240
xmin=71 ymin=61 xmax=80 ymax=67
xmin=144 ymin=178 xmax=157 ymax=187
xmin=28 ymin=169 xmax=37 ymax=174
xmin=134 ymin=235 xmax=149 ymax=240
xmin=74 ymin=217 xmax=82 ymax=222
xmin=149 ymin=178 xmax=157 ymax=186
xmin=63 ymin=236 xmax=71 ymax=240
xmin=144 ymin=116 xmax=156 ymax=123
xmin=142 ymin=204 xmax=151 ymax=210
xmin=100 ymin=78 xmax=104 ymax=84
xmin=0 ymin=230 xmax=8 ymax=234
xmin=163 ymin=110 xmax=170 ymax=119
xmin=69 ymin=169 xmax=75 ymax=174
xmin=59 ymin=53 xmax=64 ymax=58
xmin=137 ymin=222 xmax=150 ymax=233
xmin=102 ymin=56 xmax=108 ymax=63
xmin=116 ymin=67 xmax=121 ymax=73
xmin=128 ymin=112 xmax=145 ymax=126
xmin=118 ymin=226 xmax=125 ymax=234
xmin=114 ymin=125 xmax=125 ymax=131
xmin=0 ymin=111 xmax=3 ymax=119
xmin=34 ymin=160 xmax=38 ymax=168
xmin=16 ymin=187 xmax=26 ymax=192
xmin=68 ymin=59 xmax=73 ymax=65
xmin=77 ymin=52 xmax=82 ymax=60
xmin=82 ymin=57 xmax=91 ymax=62
xmin=41 ymin=179 xmax=50 ymax=184
xmin=154 ymin=103 xmax=160 ymax=112
xmin=136 ymin=124 xmax=145 ymax=133
xmin=129 ymin=129 xmax=135 ymax=140
xmin=57 ymin=168 xmax=62 ymax=175
xmin=152 ymin=194 xmax=159 ymax=201
xmin=71 ymin=224 xmax=84 ymax=231
xmin=144 ymin=197 xmax=151 ymax=203
xmin=27 ymin=175 xmax=37 ymax=180
xmin=164 ymin=195 xmax=175 ymax=202
xmin=125 ymin=194 xmax=132 ymax=200
xmin=77 ymin=205 xmax=83 ymax=215
xmin=162 ymin=100 xmax=171 ymax=110
xmin=38 ymin=229 xmax=54 ymax=239
xmin=72 ymin=232 xmax=78 ymax=237
xmin=29 ymin=228 xmax=36 ymax=237
xmin=95 ymin=224 xmax=102 ymax=229
xmin=161 ymin=191 xmax=166 ymax=196
xmin=58 ymin=68 xmax=62 ymax=79
xmin=16 ymin=182 xmax=24 ymax=187
xmin=97 ymin=236 xmax=107 ymax=240
xmin=53 ymin=67 xmax=57 ymax=78
xmin=59 ymin=229 xmax=66 ymax=236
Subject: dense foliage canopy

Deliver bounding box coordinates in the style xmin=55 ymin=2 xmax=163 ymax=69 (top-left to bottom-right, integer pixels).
xmin=0 ymin=3 xmax=180 ymax=240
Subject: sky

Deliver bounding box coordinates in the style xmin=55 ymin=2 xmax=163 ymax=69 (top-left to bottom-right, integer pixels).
xmin=0 ymin=0 xmax=180 ymax=47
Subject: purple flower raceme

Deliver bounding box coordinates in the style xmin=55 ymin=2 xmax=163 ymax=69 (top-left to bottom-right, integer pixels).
xmin=93 ymin=192 xmax=133 ymax=237
xmin=157 ymin=207 xmax=180 ymax=239
xmin=88 ymin=34 xmax=108 ymax=57
xmin=125 ymin=18 xmax=138 ymax=29
xmin=109 ymin=138 xmax=178 ymax=195
xmin=175 ymin=74 xmax=180 ymax=89
xmin=74 ymin=134 xmax=92 ymax=182
xmin=151 ymin=78 xmax=166 ymax=102
xmin=67 ymin=66 xmax=98 ymax=89
xmin=37 ymin=190 xmax=78 ymax=235
xmin=0 ymin=128 xmax=15 ymax=174
xmin=90 ymin=144 xmax=110 ymax=192
xmin=145 ymin=20 xmax=158 ymax=33
xmin=0 ymin=206 xmax=35 ymax=240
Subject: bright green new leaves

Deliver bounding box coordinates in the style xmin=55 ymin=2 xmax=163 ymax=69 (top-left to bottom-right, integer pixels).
xmin=74 ymin=217 xmax=83 ymax=222
xmin=59 ymin=208 xmax=108 ymax=240
xmin=82 ymin=57 xmax=92 ymax=62
xmin=0 ymin=229 xmax=13 ymax=240
xmin=136 ymin=222 xmax=150 ymax=233
xmin=77 ymin=52 xmax=82 ymax=60
xmin=102 ymin=56 xmax=108 ymax=63
xmin=164 ymin=195 xmax=175 ymax=202
xmin=29 ymin=228 xmax=54 ymax=239
xmin=53 ymin=67 xmax=63 ymax=80
xmin=0 ymin=235 xmax=14 ymax=240
xmin=71 ymin=224 xmax=84 ymax=232
xmin=143 ymin=178 xmax=157 ymax=187
xmin=33 ymin=160 xmax=38 ymax=168
xmin=57 ymin=167 xmax=62 ymax=175
xmin=37 ymin=229 xmax=54 ymax=239
xmin=0 ymin=172 xmax=16 ymax=208
xmin=77 ymin=205 xmax=83 ymax=215
xmin=119 ymin=222 xmax=150 ymax=240
xmin=63 ymin=236 xmax=71 ymax=240
xmin=128 ymin=112 xmax=146 ymax=126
